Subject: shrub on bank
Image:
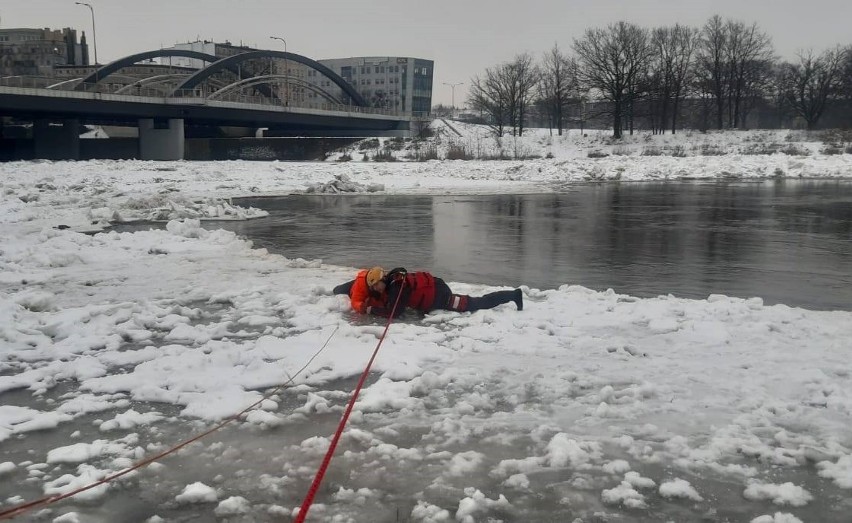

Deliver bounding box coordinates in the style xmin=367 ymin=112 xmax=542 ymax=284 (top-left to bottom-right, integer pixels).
xmin=779 ymin=144 xmax=811 ymax=156
xmin=446 ymin=144 xmax=473 ymax=160
xmin=372 ymin=149 xmax=397 ymax=162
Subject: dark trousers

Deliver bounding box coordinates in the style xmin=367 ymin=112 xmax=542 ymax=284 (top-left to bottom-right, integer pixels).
xmin=433 ymin=278 xmax=517 ymax=312
xmin=465 ymin=290 xmax=518 ymax=312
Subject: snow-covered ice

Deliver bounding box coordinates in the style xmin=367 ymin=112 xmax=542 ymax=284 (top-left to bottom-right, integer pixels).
xmin=1 ymin=128 xmax=851 ymax=521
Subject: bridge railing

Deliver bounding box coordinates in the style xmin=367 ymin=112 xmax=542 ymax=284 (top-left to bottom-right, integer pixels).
xmin=1 ymin=76 xmax=405 ymax=118
xmin=0 ymin=76 xmax=56 ymax=89
xmin=191 ymin=89 xmax=403 ymax=117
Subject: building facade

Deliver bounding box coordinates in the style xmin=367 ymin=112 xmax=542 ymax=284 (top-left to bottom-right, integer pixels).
xmin=315 ymin=57 xmax=434 ymax=115
xmin=0 ymin=27 xmax=89 ymax=77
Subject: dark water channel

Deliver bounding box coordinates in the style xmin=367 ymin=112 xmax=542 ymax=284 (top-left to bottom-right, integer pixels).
xmin=214 ymin=180 xmax=852 ymax=311
xmin=118 ymin=180 xmax=852 ymax=310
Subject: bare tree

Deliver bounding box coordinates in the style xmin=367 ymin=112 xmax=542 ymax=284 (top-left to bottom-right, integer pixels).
xmin=725 ymin=20 xmax=774 ymax=128
xmin=539 ymin=44 xmax=578 ymax=135
xmin=494 ymin=54 xmax=540 ymax=136
xmin=650 ymin=24 xmax=698 ymax=134
xmin=468 ymin=54 xmax=539 ymax=137
xmin=696 ymin=15 xmax=729 ymax=130
xmin=779 ymin=47 xmax=847 ymax=129
xmin=841 ymin=45 xmax=852 ymax=101
xmin=512 ymin=53 xmax=541 ymax=136
xmin=468 ymin=70 xmax=509 ymax=137
xmin=697 ymin=16 xmax=774 ymax=129
xmin=574 ymin=21 xmax=652 ymax=138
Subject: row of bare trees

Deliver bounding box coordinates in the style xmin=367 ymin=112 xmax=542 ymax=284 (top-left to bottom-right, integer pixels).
xmin=466 ymin=15 xmax=852 ymax=138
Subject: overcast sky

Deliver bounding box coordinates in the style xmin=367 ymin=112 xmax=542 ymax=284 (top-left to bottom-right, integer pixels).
xmin=4 ymin=0 xmax=851 ymax=107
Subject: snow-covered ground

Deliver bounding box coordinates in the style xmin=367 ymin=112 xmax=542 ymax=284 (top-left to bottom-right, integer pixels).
xmin=1 ymin=127 xmax=852 ymax=522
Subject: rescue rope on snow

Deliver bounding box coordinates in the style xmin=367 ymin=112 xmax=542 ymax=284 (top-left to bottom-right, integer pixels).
xmin=0 ymin=325 xmax=341 ymax=521
xmin=294 ymin=280 xmax=406 ymax=523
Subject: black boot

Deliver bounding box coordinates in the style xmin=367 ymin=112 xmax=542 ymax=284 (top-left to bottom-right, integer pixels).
xmin=467 ymin=290 xmax=519 ymax=312
xmin=513 ymin=288 xmax=523 ymax=311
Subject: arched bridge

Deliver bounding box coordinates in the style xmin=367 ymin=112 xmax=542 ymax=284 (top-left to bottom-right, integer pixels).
xmin=0 ymin=47 xmax=412 ymax=160
xmin=73 ymin=48 xmax=368 ymax=107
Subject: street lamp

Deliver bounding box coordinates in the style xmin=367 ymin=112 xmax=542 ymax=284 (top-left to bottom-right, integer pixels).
xmin=75 ymin=2 xmax=97 ymax=65
xmin=75 ymin=1 xmax=98 ymax=87
xmin=269 ymin=36 xmax=288 ymax=106
xmin=443 ymin=81 xmax=463 ymax=119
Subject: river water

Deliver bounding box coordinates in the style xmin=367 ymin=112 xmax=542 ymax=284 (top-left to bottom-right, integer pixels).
xmin=212 ymin=180 xmax=851 ymax=311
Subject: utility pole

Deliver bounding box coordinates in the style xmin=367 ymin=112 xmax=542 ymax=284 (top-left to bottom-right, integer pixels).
xmin=269 ymin=36 xmax=288 ymax=106
xmin=442 ymin=81 xmax=463 ymax=119
xmin=75 ymin=2 xmax=98 ymax=86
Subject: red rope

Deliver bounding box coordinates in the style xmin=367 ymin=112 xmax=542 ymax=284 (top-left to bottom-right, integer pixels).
xmin=0 ymin=325 xmax=340 ymax=521
xmin=294 ymin=279 xmax=405 ymax=523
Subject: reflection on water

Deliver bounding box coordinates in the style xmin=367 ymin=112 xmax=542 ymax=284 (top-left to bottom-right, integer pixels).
xmin=119 ymin=180 xmax=852 ymax=310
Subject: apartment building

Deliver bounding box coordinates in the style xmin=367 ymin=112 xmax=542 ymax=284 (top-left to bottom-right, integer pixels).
xmin=0 ymin=27 xmax=89 ymax=77
xmin=316 ymin=56 xmax=433 ymax=115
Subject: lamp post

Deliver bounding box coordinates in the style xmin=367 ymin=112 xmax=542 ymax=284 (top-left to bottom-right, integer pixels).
xmin=443 ymin=81 xmax=463 ymax=119
xmin=75 ymin=1 xmax=97 ymax=87
xmin=75 ymin=2 xmax=97 ymax=65
xmin=269 ymin=36 xmax=288 ymax=106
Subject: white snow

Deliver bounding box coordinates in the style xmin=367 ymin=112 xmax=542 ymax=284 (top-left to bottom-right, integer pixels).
xmin=658 ymin=478 xmax=704 ymax=502
xmin=213 ymin=496 xmax=251 ymax=516
xmin=411 ymin=500 xmax=451 ymax=522
xmin=174 ymin=482 xmax=218 ymax=504
xmin=750 ymin=513 xmax=804 ymax=523
xmin=0 ymin=126 xmax=850 ymax=521
xmin=52 ymin=513 xmax=81 ymax=523
xmin=817 ymin=454 xmax=852 ymax=488
xmin=455 ymin=487 xmax=511 ymax=522
xmin=601 ymin=481 xmax=647 ymax=508
xmin=742 ymin=481 xmax=813 ymax=507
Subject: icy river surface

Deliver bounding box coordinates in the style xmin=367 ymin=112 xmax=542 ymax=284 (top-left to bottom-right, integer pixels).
xmin=2 ymin=179 xmax=851 ymax=522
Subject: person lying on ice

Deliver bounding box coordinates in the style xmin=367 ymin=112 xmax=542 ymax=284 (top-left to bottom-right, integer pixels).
xmin=346 ymin=266 xmax=523 ymax=317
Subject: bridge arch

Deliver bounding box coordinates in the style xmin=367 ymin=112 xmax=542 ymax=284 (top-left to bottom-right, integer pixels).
xmin=207 ymin=75 xmax=344 ymax=105
xmin=172 ymin=50 xmax=367 ymax=107
xmin=113 ymin=74 xmax=198 ymax=94
xmin=75 ymin=50 xmax=220 ymax=88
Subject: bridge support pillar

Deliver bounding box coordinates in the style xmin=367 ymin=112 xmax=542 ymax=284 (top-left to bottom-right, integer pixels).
xmin=33 ymin=119 xmax=80 ymax=160
xmin=139 ymin=118 xmax=184 ymax=160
